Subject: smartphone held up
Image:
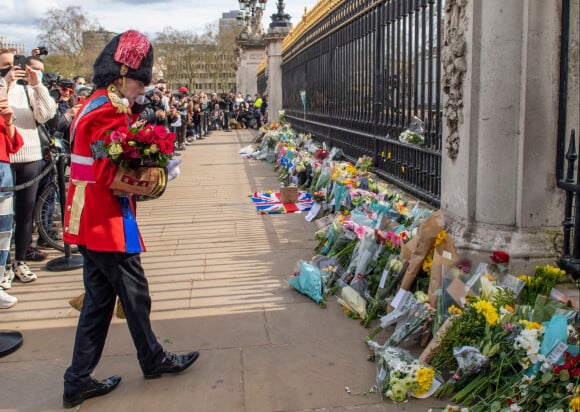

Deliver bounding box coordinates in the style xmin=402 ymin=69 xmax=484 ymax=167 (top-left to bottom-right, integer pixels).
xmin=13 ymin=55 xmax=28 ymax=86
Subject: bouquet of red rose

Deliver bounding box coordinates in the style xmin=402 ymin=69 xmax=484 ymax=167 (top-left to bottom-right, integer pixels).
xmin=314 ymin=148 xmax=330 ymax=162
xmin=100 ymin=124 xmax=176 ymax=199
xmin=103 ymin=124 xmax=176 ymax=168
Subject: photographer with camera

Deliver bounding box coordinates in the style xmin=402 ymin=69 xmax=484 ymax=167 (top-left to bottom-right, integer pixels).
xmin=0 ymin=48 xmax=56 ymax=280
xmin=220 ymin=93 xmax=234 ymax=132
xmin=46 ymin=77 xmax=82 ymax=143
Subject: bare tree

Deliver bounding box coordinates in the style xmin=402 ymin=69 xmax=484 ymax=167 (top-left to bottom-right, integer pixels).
xmin=36 ymin=6 xmax=99 ymax=78
xmin=154 ymin=28 xmax=204 ymax=91
xmin=154 ymin=22 xmax=239 ymax=94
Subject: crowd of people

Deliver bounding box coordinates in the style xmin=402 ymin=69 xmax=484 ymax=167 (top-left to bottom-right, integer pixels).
xmin=0 ymin=44 xmax=270 ymax=311
xmin=141 ymin=83 xmax=269 ymax=151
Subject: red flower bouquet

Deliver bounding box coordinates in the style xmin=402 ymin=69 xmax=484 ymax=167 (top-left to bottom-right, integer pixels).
xmin=491 ymin=251 xmax=510 ymax=264
xmin=314 ymin=148 xmax=330 ymax=162
xmin=103 ymin=124 xmax=176 ymax=168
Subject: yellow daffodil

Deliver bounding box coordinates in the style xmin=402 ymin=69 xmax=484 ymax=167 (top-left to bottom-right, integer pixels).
xmin=473 ymin=300 xmax=499 ymax=326
xmin=570 ymin=387 xmax=580 ymax=412
xmin=434 ymin=230 xmax=446 ymax=246
xmin=414 ymin=367 xmax=435 ymax=396
xmin=448 ymin=305 xmax=463 ymax=316
xmin=519 ymin=320 xmax=543 ymax=330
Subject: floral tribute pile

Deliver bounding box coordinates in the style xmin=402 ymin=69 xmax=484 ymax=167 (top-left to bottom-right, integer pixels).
xmin=243 ymin=122 xmax=580 ymax=411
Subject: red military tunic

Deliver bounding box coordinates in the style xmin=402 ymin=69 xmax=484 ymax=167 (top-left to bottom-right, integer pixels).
xmin=63 ymin=89 xmax=146 ymax=252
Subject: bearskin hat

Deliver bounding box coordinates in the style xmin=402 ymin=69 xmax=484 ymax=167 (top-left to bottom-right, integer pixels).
xmin=92 ymin=30 xmax=153 ymax=89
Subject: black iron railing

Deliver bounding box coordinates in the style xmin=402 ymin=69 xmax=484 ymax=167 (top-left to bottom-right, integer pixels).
xmin=257 ymin=68 xmax=267 ymax=96
xmin=557 ymin=129 xmax=580 ymax=280
xmin=282 ymin=0 xmax=443 ymax=205
xmin=556 ymin=0 xmax=578 ymax=280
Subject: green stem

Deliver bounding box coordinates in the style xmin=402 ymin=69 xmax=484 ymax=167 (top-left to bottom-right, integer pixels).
xmin=365 ymin=326 xmax=382 ymax=341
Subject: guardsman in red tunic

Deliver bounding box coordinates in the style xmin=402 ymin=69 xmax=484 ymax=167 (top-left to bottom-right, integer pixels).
xmin=62 ymin=31 xmax=199 ymax=409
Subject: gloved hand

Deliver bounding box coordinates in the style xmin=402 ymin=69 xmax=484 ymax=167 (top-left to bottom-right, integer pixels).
xmin=167 ymin=158 xmax=182 ymax=181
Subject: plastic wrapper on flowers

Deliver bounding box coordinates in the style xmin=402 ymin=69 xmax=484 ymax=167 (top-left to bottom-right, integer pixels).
xmin=337 ymin=286 xmax=368 ymax=318
xmin=288 ymin=262 xmax=323 ymax=304
xmin=307 ymin=255 xmax=345 ymax=298
xmin=386 ymin=300 xmax=436 ymax=347
xmin=434 ymin=346 xmax=490 ymax=398
xmin=398 ymin=116 xmax=425 ymax=145
xmin=365 ymin=288 xmax=417 ymax=341
xmin=367 ymin=341 xmax=441 ymax=402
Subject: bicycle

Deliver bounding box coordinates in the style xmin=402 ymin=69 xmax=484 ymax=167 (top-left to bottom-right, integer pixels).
xmin=33 ymin=137 xmax=73 ymax=252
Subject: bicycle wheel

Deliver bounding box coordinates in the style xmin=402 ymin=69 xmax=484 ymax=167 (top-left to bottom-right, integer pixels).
xmin=33 ymin=181 xmax=69 ymax=252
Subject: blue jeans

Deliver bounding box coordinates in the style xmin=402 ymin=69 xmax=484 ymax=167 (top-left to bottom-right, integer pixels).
xmin=0 ymin=162 xmax=14 ymax=267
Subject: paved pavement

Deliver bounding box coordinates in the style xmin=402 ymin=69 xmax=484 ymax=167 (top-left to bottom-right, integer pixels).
xmin=0 ymin=128 xmax=450 ymax=411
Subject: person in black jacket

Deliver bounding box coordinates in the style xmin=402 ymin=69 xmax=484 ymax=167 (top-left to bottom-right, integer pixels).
xmin=46 ymin=77 xmax=81 ymax=143
xmin=138 ymin=89 xmax=178 ymax=129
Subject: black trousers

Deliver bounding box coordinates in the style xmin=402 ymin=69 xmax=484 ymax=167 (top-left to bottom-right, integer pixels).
xmin=64 ymin=246 xmax=163 ymax=391
xmin=11 ymin=160 xmax=43 ymax=261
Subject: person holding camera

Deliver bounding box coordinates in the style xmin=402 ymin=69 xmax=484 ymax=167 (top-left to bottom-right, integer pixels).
xmin=46 ymin=78 xmax=82 ymax=142
xmin=0 ymin=49 xmax=56 ymax=284
xmin=138 ymin=89 xmax=177 ymax=129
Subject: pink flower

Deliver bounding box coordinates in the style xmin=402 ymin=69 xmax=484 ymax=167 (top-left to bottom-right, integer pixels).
xmin=109 ymin=130 xmax=126 ymax=143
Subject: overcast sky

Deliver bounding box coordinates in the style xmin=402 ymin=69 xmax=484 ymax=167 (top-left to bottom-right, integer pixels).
xmin=2 ymin=0 xmax=318 ymax=53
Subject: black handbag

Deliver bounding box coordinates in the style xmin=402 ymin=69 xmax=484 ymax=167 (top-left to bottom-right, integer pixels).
xmin=36 ymin=121 xmax=52 ymax=159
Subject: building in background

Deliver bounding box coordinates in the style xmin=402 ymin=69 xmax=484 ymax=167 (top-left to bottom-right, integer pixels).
xmin=82 ymin=29 xmax=117 ymax=53
xmin=0 ymin=35 xmax=26 ymax=54
xmin=154 ymin=10 xmax=239 ymax=93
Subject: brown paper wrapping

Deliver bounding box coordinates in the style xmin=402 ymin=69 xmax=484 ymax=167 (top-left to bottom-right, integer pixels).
xmin=428 ymin=236 xmax=459 ymax=307
xmin=399 ymin=210 xmax=445 ymax=290
xmin=418 ymin=315 xmax=456 ymax=364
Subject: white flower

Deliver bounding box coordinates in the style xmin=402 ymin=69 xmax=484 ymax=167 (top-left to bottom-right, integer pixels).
xmin=568 ymin=324 xmax=578 ymax=341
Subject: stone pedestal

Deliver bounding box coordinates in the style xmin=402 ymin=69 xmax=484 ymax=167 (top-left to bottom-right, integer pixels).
xmin=440 ymin=0 xmax=578 ymax=273
xmin=236 ymin=38 xmax=266 ymax=97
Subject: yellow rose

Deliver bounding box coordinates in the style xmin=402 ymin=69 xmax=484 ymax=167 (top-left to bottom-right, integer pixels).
xmin=108 ymin=142 xmax=123 ymax=158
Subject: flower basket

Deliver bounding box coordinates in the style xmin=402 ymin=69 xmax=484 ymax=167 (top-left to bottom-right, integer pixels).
xmin=280 ymin=186 xmax=298 ymax=203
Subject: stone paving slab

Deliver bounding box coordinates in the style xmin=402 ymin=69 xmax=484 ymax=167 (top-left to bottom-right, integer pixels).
xmin=0 ymin=128 xmax=450 ymax=411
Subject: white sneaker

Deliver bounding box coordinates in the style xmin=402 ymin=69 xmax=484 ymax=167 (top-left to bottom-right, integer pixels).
xmin=13 ymin=262 xmax=37 ymax=283
xmin=0 ymin=266 xmax=14 ymax=289
xmin=0 ymin=290 xmax=17 ymax=309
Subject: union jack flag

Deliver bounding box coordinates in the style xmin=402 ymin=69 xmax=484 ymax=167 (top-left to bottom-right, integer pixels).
xmin=251 ymin=190 xmax=314 ymax=214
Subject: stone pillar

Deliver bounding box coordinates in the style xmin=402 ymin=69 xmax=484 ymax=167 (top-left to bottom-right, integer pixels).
xmin=263 ymin=31 xmax=288 ymax=123
xmin=236 ymin=41 xmax=266 ymax=97
xmin=264 ymin=1 xmax=293 ymax=123
xmin=440 ymin=0 xmax=578 ymax=272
